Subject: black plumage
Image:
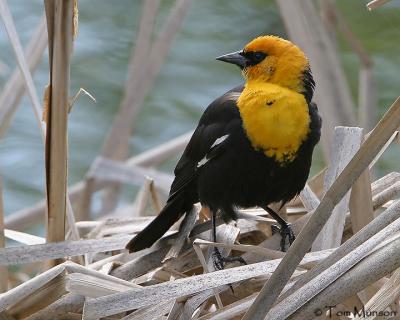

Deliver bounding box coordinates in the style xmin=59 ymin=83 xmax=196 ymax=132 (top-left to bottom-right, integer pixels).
xmin=126 ymin=84 xmax=321 ymax=253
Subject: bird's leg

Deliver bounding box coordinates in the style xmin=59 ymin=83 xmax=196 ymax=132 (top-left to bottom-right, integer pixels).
xmin=262 ymin=205 xmax=295 ymax=252
xmin=211 ymin=209 xmax=224 ymax=270
xmin=211 ymin=210 xmax=246 ymax=271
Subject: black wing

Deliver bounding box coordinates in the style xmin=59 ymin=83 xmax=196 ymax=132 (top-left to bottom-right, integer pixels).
xmin=126 ymin=85 xmax=244 ymax=252
xmin=308 ymin=102 xmax=322 ymax=147
xmin=168 ymin=85 xmax=244 ymax=200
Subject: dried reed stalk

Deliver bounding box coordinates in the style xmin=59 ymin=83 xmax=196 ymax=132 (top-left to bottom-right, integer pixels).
xmin=313 ymin=126 xmax=364 ymax=250
xmin=268 ymin=209 xmax=400 ymax=318
xmin=359 ymin=66 xmax=377 ymax=131
xmin=102 ymin=0 xmax=192 ymax=160
xmin=5 ymin=131 xmax=192 ymax=231
xmin=163 ymin=206 xmax=198 ymax=262
xmin=243 ymin=96 xmax=400 ymax=320
xmin=82 ymin=250 xmax=332 ymax=319
xmin=44 ymin=0 xmax=73 ymax=253
xmin=0 ymin=235 xmax=132 ymax=266
xmin=3 ymin=230 xmax=45 ymax=245
xmin=0 ymin=177 xmax=7 ymax=292
xmin=370 ymin=131 xmax=399 ymax=169
xmin=65 ymin=273 xmax=138 ymax=298
xmin=193 ymin=239 xmax=285 ymax=260
xmin=0 ymin=263 xmax=66 ymax=311
xmin=327 ymin=2 xmax=377 ymax=130
xmin=290 ymin=235 xmax=400 ymax=319
xmin=195 ymin=225 xmax=241 ymax=309
xmin=181 ymin=285 xmax=232 ymax=320
xmin=133 ymin=177 xmax=155 ymax=217
xmin=299 ymin=184 xmax=320 ymax=211
xmin=99 ymin=0 xmax=192 ymax=215
xmin=91 ymin=0 xmax=161 ymax=216
xmin=0 ymin=0 xmax=44 ymax=139
xmin=100 ymin=0 xmax=161 ymax=160
xmin=149 ymin=180 xmax=162 ymax=212
xmin=359 ymin=268 xmax=400 ymax=319
xmin=372 ymin=181 xmax=400 ymax=210
xmin=277 ymin=0 xmax=356 ymax=160
xmin=197 ymin=293 xmax=257 ymax=320
xmin=349 ymin=138 xmax=374 ymax=233
xmin=243 ymin=171 xmax=397 ymax=263
xmin=367 ymin=0 xmax=391 ymax=10
xmin=0 ymin=1 xmax=79 ymax=257
xmin=0 ymin=15 xmax=47 ymax=138
xmin=279 ymin=200 xmax=400 ymax=303
xmin=121 ymin=300 xmax=175 ymax=320
xmin=88 ymin=157 xmax=173 ymax=194
xmin=24 ymin=294 xmax=84 ymax=320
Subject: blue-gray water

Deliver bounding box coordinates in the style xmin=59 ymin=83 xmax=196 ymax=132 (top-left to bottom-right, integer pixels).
xmin=0 ymin=0 xmax=399 ymax=220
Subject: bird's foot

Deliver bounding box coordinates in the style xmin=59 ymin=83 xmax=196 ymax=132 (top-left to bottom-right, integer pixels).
xmin=211 ymin=247 xmax=247 ymax=294
xmin=212 ymin=247 xmax=247 ymax=271
xmin=271 ymin=223 xmax=295 ymax=252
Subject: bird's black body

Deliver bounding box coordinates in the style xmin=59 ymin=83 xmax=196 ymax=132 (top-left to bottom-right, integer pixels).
xmin=126 ymin=84 xmax=321 ymax=252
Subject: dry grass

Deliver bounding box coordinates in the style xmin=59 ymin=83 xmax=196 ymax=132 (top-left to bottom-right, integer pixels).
xmin=44 ymin=0 xmax=74 ymax=251
xmin=0 ymin=161 xmax=399 ymax=318
xmin=0 ymin=0 xmax=399 ymax=319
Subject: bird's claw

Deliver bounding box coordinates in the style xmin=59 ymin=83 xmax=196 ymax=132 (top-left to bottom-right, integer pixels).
xmin=211 ymin=247 xmax=247 ymax=294
xmin=272 ymin=223 xmax=295 ymax=252
xmin=212 ymin=247 xmax=225 ymax=270
xmin=212 ymin=248 xmax=247 ymax=270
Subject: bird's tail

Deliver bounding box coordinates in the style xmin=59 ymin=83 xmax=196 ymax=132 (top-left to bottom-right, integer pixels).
xmin=125 ymin=196 xmax=188 ymax=253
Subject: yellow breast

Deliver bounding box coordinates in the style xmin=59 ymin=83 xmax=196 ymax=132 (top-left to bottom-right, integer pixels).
xmin=237 ymin=81 xmax=310 ymax=164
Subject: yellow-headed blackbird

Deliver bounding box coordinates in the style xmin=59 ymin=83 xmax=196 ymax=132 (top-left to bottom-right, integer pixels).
xmin=126 ymin=35 xmax=322 ymax=263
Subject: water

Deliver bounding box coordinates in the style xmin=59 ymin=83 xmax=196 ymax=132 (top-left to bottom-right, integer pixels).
xmin=0 ymin=0 xmax=398 ymax=218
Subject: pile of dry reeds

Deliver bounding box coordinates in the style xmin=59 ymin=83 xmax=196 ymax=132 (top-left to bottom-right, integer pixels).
xmin=0 ymin=0 xmax=399 ymax=319
xmin=1 ymin=96 xmax=399 ymax=319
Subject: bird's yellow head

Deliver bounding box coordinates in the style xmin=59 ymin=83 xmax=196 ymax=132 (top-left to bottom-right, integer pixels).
xmin=217 ymin=35 xmax=313 ymax=100
xmin=217 ymin=36 xmax=315 ymax=164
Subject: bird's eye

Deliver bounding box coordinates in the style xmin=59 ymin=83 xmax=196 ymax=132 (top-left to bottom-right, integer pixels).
xmin=244 ymin=51 xmax=267 ymax=66
xmin=254 ymin=52 xmax=265 ymax=61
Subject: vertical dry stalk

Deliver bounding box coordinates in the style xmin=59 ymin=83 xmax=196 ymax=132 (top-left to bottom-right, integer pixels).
xmin=276 ymin=0 xmax=356 ymax=160
xmin=0 ymin=0 xmax=45 ymax=140
xmin=5 ymin=131 xmax=192 ymax=231
xmin=100 ymin=0 xmax=161 ymax=160
xmin=359 ymin=67 xmax=377 ymax=131
xmin=77 ymin=177 xmax=95 ymax=221
xmin=367 ymin=0 xmax=391 ymax=10
xmin=328 ymin=3 xmax=376 ymax=131
xmin=320 ymin=0 xmax=337 ymax=47
xmin=312 ymin=127 xmax=364 ymax=250
xmin=192 ymin=242 xmax=224 ymax=309
xmin=243 ymin=96 xmax=400 ymax=320
xmin=44 ymin=0 xmax=73 ymax=256
xmin=133 ymin=177 xmax=153 ymax=217
xmin=95 ymin=0 xmax=160 ymax=216
xmin=299 ymin=184 xmax=320 ymax=211
xmin=0 ymin=0 xmax=79 ymax=270
xmin=149 ymin=180 xmax=162 ymax=213
xmin=101 ymin=0 xmax=192 ymax=161
xmin=0 ymin=177 xmax=7 ymax=292
xmin=98 ymin=0 xmax=192 ymax=215
xmin=349 ymin=137 xmax=374 ymax=233
xmin=0 ymin=15 xmax=47 ymax=138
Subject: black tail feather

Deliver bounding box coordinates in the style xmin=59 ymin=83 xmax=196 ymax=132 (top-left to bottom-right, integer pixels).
xmin=126 ymin=197 xmax=187 ymax=253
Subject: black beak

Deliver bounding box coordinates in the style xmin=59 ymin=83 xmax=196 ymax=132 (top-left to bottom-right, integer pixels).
xmin=216 ymin=50 xmax=246 ymax=69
